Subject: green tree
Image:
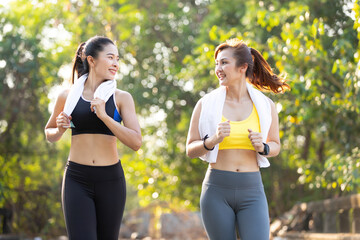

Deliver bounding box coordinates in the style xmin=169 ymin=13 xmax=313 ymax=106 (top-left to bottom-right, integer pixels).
xmin=0 ymin=0 xmax=71 ymax=236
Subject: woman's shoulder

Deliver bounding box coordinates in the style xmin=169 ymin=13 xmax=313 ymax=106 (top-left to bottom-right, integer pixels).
xmin=265 ymin=96 xmax=274 ymax=104
xmin=114 ymin=89 xmax=132 ymax=98
xmin=114 ymin=89 xmax=134 ymax=105
xmin=57 ymin=88 xmax=71 ymax=101
xmin=265 ymin=96 xmax=276 ymax=111
xmin=248 ymin=83 xmax=274 ymax=106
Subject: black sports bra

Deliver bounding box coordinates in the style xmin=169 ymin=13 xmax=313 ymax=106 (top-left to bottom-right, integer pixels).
xmin=71 ymin=94 xmax=122 ymax=136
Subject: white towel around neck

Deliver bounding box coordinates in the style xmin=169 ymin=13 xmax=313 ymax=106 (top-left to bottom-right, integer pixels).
xmin=198 ymin=82 xmax=272 ymax=168
xmin=63 ymin=73 xmax=117 ymax=116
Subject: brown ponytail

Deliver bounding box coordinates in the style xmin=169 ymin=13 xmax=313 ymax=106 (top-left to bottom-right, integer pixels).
xmin=250 ymin=47 xmax=289 ymax=93
xmin=70 ymin=42 xmax=86 ymax=84
xmin=214 ymin=38 xmax=290 ymax=93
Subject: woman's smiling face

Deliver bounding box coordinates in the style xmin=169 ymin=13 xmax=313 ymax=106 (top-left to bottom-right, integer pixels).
xmin=215 ymin=48 xmax=244 ymax=86
xmin=91 ymin=43 xmax=120 ymax=80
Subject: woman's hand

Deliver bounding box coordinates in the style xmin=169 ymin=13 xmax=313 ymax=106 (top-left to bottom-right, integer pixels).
xmin=56 ymin=112 xmax=72 ymax=133
xmin=215 ymin=121 xmax=231 ymax=144
xmin=90 ymin=97 xmax=107 ymax=120
xmin=248 ymin=129 xmax=264 ymax=152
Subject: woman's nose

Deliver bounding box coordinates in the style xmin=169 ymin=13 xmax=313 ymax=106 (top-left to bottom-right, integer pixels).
xmin=113 ymin=60 xmax=119 ymax=68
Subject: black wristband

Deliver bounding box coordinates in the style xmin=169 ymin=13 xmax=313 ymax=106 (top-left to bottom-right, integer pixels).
xmin=259 ymin=143 xmax=270 ymax=155
xmin=203 ymin=134 xmax=214 ymax=151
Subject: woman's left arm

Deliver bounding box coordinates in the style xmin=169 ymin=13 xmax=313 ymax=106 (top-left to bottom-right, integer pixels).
xmin=264 ymin=98 xmax=281 ymax=157
xmin=248 ymin=98 xmax=281 ymax=157
xmin=92 ymin=90 xmax=142 ymax=151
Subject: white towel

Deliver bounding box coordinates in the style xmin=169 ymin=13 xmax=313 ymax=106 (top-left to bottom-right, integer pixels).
xmin=63 ymin=73 xmax=116 ymax=117
xmin=198 ymin=82 xmax=272 ymax=168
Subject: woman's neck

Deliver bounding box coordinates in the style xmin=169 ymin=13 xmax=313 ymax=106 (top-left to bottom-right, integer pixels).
xmin=226 ymin=79 xmax=249 ymax=102
xmin=84 ymin=72 xmax=102 ymax=93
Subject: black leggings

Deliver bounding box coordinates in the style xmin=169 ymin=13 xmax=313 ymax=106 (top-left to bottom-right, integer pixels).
xmin=62 ymin=160 xmax=126 ymax=240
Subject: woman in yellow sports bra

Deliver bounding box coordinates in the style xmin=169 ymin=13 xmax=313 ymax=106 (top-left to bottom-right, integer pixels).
xmin=186 ymin=38 xmax=290 ymax=240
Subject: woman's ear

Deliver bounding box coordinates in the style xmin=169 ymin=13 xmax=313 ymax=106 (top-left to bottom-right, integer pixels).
xmin=87 ymin=55 xmax=95 ymax=68
xmin=239 ymin=63 xmax=248 ymax=73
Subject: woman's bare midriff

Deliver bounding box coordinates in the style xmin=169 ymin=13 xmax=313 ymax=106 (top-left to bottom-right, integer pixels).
xmin=69 ymin=134 xmax=119 ymax=166
xmin=210 ymin=149 xmax=259 ymax=172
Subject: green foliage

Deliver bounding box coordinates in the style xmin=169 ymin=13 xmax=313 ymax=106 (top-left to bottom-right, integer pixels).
xmin=264 ymin=0 xmax=360 ymax=200
xmin=0 ymin=0 xmax=70 ymax=237
xmin=0 ymin=0 xmax=359 ymax=237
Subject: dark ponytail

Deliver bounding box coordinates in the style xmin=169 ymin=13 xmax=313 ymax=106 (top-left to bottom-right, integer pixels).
xmin=214 ymin=38 xmax=290 ymax=93
xmin=71 ymin=42 xmax=86 ymax=84
xmin=249 ymin=47 xmax=290 ymax=93
xmin=70 ymin=36 xmax=115 ymax=84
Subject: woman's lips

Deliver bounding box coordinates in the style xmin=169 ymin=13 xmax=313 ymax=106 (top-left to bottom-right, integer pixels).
xmin=217 ymin=74 xmax=226 ymax=80
xmin=109 ymin=69 xmax=117 ymax=75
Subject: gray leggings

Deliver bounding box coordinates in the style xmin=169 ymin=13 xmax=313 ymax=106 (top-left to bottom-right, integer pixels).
xmin=200 ymin=168 xmax=269 ymax=240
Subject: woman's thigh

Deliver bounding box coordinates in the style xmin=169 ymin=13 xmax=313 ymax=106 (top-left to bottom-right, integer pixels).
xmin=95 ymin=177 xmax=126 ymax=240
xmin=236 ymin=188 xmax=269 ymax=240
xmin=200 ymin=184 xmax=237 ymax=240
xmin=62 ymin=172 xmax=97 ymax=240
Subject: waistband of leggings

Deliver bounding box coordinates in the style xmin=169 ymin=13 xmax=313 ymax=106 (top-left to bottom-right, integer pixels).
xmin=203 ymin=168 xmax=263 ymax=189
xmin=65 ymin=160 xmax=124 ymax=181
xmin=67 ymin=160 xmax=121 ymax=169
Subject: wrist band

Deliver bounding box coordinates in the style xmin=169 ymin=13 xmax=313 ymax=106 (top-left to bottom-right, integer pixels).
xmin=259 ymin=143 xmax=270 ymax=156
xmin=203 ymin=134 xmax=214 ymax=151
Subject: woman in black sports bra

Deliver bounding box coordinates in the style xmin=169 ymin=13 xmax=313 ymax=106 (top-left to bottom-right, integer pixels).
xmin=45 ymin=36 xmax=142 ymax=240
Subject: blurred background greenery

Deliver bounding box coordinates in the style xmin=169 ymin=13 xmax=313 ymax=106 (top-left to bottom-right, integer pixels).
xmin=0 ymin=0 xmax=359 ymax=238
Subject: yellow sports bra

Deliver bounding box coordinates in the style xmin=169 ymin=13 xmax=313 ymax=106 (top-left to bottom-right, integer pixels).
xmin=218 ymin=104 xmax=261 ymax=150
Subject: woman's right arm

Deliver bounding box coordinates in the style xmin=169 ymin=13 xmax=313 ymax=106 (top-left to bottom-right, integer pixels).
xmin=44 ymin=89 xmax=71 ymax=143
xmin=186 ymin=99 xmax=207 ymax=158
xmin=186 ymin=99 xmax=230 ymax=159
xmin=186 ymin=99 xmax=219 ymax=158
